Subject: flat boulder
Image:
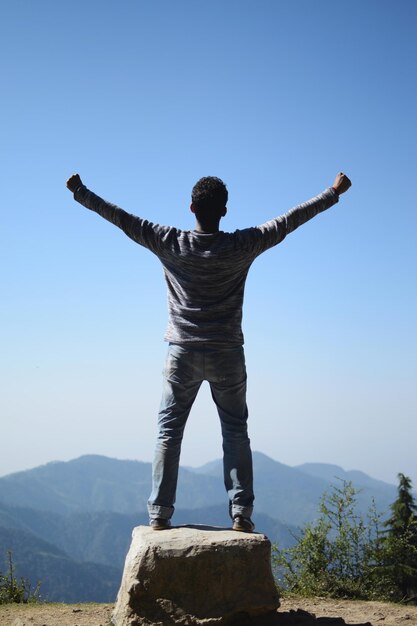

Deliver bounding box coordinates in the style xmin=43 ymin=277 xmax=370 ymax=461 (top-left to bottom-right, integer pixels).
xmin=112 ymin=524 xmax=280 ymax=626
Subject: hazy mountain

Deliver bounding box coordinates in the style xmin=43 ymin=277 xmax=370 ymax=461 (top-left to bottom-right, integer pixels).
xmin=0 ymin=503 xmax=141 ymax=569
xmin=296 ymin=462 xmax=396 ymax=489
xmin=0 ymin=452 xmax=399 ymax=525
xmin=0 ymin=501 xmax=295 ymax=602
xmin=0 ymin=501 xmax=295 ymax=566
xmin=0 ymin=451 xmax=403 ymax=602
xmin=295 ymin=462 xmax=400 ymax=519
xmin=0 ymin=526 xmax=120 ymax=602
xmin=0 ymin=455 xmax=224 ymax=515
xmin=191 ymin=452 xmax=399 ymax=525
xmin=0 ymin=456 xmax=151 ymax=514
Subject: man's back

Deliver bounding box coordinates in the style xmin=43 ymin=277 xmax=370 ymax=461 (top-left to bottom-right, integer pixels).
xmin=156 ymin=228 xmax=256 ymax=344
xmin=71 ymin=183 xmax=340 ymax=345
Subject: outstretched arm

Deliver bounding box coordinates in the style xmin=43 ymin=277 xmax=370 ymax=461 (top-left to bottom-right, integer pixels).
xmin=66 ymin=173 xmax=168 ymax=253
xmin=250 ymin=172 xmax=352 ymax=254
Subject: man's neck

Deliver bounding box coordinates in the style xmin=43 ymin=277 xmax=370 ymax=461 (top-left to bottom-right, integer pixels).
xmin=194 ymin=221 xmax=220 ymax=234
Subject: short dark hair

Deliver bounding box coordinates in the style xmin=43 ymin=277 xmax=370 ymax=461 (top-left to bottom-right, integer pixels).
xmin=191 ymin=176 xmax=228 ymax=215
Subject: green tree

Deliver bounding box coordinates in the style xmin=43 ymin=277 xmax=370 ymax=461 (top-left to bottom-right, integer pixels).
xmin=385 ymin=474 xmax=417 ymax=537
xmin=274 ymin=480 xmax=383 ymax=599
xmin=380 ymin=473 xmax=417 ymax=601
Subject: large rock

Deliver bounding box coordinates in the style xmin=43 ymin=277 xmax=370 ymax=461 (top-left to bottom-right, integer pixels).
xmin=112 ymin=524 xmax=280 ymax=626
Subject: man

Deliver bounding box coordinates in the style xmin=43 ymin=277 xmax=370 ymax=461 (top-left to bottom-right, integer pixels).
xmin=66 ymin=171 xmax=351 ymax=532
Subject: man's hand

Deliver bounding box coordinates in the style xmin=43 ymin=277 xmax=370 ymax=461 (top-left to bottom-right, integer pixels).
xmin=66 ymin=173 xmax=83 ymax=193
xmin=332 ymin=172 xmax=352 ymax=196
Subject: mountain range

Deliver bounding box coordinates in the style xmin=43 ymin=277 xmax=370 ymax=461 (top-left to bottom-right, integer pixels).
xmin=0 ymin=452 xmax=404 ymax=602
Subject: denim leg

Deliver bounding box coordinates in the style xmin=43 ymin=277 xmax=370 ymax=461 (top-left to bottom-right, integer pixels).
xmin=207 ymin=347 xmax=254 ymax=519
xmin=148 ymin=345 xmax=202 ymax=520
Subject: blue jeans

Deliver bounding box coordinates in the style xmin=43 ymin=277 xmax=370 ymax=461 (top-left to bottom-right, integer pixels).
xmin=147 ymin=343 xmax=254 ymax=521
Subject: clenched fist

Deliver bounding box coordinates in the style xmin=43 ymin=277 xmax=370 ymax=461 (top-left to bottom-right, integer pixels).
xmin=332 ymin=172 xmax=352 ymax=195
xmin=66 ymin=173 xmax=83 ymax=193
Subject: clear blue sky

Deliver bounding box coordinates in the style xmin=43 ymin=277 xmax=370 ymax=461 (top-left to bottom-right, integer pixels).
xmin=1 ymin=1 xmax=416 ymax=489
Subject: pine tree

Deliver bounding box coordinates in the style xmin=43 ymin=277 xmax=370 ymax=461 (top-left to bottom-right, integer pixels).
xmin=386 ymin=474 xmax=417 ymax=537
xmin=382 ymin=473 xmax=417 ymax=601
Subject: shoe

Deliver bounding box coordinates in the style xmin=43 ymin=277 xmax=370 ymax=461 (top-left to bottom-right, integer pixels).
xmin=233 ymin=516 xmax=255 ymax=532
xmin=149 ymin=518 xmax=171 ymax=530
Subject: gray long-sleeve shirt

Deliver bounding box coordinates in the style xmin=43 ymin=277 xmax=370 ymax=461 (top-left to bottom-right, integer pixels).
xmin=74 ymin=185 xmax=339 ymax=345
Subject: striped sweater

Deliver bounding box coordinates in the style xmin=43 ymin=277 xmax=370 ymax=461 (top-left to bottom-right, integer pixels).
xmin=74 ymin=186 xmax=339 ymax=345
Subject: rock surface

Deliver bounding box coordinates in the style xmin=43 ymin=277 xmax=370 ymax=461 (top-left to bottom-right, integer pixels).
xmin=112 ymin=524 xmax=280 ymax=626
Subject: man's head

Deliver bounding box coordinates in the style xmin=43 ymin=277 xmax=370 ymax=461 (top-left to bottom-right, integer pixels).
xmin=191 ymin=177 xmax=228 ymax=228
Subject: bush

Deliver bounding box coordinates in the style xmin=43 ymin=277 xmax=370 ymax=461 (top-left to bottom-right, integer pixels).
xmin=274 ymin=476 xmax=417 ymax=603
xmin=0 ymin=551 xmax=41 ymax=604
xmin=273 ymin=480 xmax=384 ymax=600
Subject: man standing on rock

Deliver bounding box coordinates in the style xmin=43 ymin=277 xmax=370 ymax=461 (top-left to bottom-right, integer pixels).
xmin=67 ymin=171 xmax=351 ymax=532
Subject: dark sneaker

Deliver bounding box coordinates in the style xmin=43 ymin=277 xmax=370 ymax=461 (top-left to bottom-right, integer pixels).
xmin=149 ymin=518 xmax=171 ymax=530
xmin=233 ymin=516 xmax=255 ymax=532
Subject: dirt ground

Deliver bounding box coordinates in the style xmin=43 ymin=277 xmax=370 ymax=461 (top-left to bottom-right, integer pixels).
xmin=1 ymin=597 xmax=417 ymax=626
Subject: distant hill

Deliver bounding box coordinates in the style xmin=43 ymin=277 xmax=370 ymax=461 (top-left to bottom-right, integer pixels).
xmin=0 ymin=501 xmax=295 ymax=565
xmin=0 ymin=455 xmax=224 ymax=515
xmin=190 ymin=452 xmax=399 ymax=525
xmin=0 ymin=501 xmax=294 ymax=602
xmin=0 ymin=456 xmax=152 ymax=514
xmin=294 ymin=462 xmax=400 ymax=517
xmin=0 ymin=452 xmax=404 ymax=602
xmin=0 ymin=527 xmax=120 ymax=602
xmin=296 ymin=462 xmax=396 ymax=489
xmin=0 ymin=503 xmax=141 ymax=569
xmin=0 ymin=452 xmax=399 ymax=526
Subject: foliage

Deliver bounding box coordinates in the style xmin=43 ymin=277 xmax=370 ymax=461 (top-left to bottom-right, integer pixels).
xmin=0 ymin=551 xmax=41 ymax=604
xmin=273 ymin=475 xmax=417 ymax=603
xmin=385 ymin=474 xmax=417 ymax=537
xmin=377 ymin=473 xmax=417 ymax=601
xmin=273 ymin=480 xmax=384 ymax=599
